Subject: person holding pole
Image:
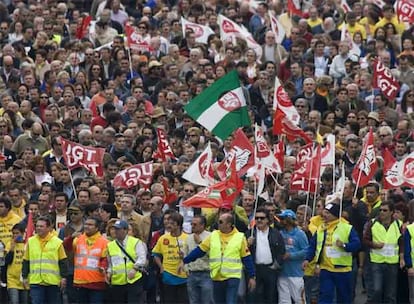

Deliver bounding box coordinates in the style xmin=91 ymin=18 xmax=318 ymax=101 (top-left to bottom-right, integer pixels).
xmin=302 ymin=203 xmax=361 ymax=304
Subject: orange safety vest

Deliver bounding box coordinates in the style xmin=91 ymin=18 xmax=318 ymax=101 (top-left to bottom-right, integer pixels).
xmin=74 ymin=234 xmax=108 ymax=283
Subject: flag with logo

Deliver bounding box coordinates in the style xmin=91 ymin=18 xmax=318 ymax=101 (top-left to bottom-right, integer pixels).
xmin=274 ymin=141 xmax=285 ymax=172
xmin=268 ymin=11 xmax=286 ymax=44
xmin=287 ymin=0 xmax=303 ymax=17
xmin=153 ymin=128 xmax=177 ymax=161
xmin=125 ymin=24 xmax=152 ymax=52
xmin=273 ymin=77 xmax=300 ymax=125
xmin=383 ymin=149 xmax=414 ymax=189
xmin=290 ymin=143 xmax=321 ymax=193
xmin=372 ymin=57 xmax=400 ymax=101
xmin=113 ymin=162 xmax=153 ymax=189
xmin=218 ymin=14 xmax=262 ymax=59
xmin=181 ymin=17 xmax=214 ymax=44
xmin=321 ymin=134 xmax=335 ymax=167
xmin=184 ymin=71 xmax=251 ymax=140
xmin=273 ymin=108 xmax=312 ymax=143
xmin=182 ymin=142 xmax=215 ymax=186
xmin=395 ymin=0 xmax=414 ymax=22
xmin=255 ymin=124 xmax=282 ymax=174
xmin=352 ymin=127 xmax=377 ymax=187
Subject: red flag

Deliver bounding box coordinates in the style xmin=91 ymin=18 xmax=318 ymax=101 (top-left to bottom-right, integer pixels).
xmin=25 ymin=211 xmax=34 ymax=243
xmin=184 ymin=158 xmax=243 ymax=208
xmin=290 ymin=144 xmax=321 ymax=193
xmin=153 ymin=128 xmax=176 ymax=161
xmin=113 ymin=162 xmax=153 ymax=189
xmin=273 ymin=77 xmax=300 ymax=125
xmin=255 ymin=124 xmax=282 ymax=174
xmin=396 ymin=0 xmax=414 ymax=23
xmin=352 ymin=128 xmax=378 ymax=187
xmin=61 ymin=138 xmax=105 ymax=176
xmin=0 ymin=153 xmax=6 ymax=161
xmin=162 ymin=177 xmax=178 ymax=205
xmin=372 ymin=57 xmax=400 ymax=101
xmin=274 ymin=142 xmax=285 ymax=172
xmin=287 ymin=0 xmax=304 ymax=17
xmin=273 ymin=108 xmax=312 ymax=144
xmin=76 ymin=15 xmax=92 ymax=39
xmin=383 ymin=149 xmax=414 ymax=189
xmin=217 ymin=129 xmax=254 ymax=179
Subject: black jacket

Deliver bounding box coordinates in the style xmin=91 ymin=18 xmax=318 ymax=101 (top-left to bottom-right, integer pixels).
xmin=247 ymin=226 xmax=286 ymax=267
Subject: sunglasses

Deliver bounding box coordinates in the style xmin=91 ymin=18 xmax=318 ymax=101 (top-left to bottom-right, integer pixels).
xmin=380 ymin=209 xmax=390 ymax=212
xmin=255 ymin=216 xmax=266 ymax=220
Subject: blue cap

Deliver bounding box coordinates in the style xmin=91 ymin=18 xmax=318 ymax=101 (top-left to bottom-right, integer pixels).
xmin=113 ymin=220 xmax=129 ymax=229
xmin=278 ymin=209 xmax=297 ymax=220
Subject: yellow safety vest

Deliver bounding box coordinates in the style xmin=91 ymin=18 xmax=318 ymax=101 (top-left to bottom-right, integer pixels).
xmin=315 ymin=222 xmax=353 ymax=267
xmin=209 ymin=231 xmax=243 ymax=280
xmin=107 ymin=237 xmax=142 ymax=285
xmin=28 ymin=236 xmax=62 ymax=285
xmin=407 ymin=224 xmax=414 ymax=263
xmin=370 ymin=220 xmax=401 ymax=264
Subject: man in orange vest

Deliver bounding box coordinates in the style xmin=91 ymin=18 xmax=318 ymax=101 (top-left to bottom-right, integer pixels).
xmin=73 ymin=216 xmax=108 ymax=303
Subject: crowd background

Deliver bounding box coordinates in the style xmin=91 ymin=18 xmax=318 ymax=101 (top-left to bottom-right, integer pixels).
xmin=0 ymin=0 xmax=414 ymax=303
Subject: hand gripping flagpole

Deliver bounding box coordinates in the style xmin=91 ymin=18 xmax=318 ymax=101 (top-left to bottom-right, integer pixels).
xmin=68 ymin=169 xmax=78 ymax=201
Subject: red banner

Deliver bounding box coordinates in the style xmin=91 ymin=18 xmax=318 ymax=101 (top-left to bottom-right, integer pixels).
xmin=290 ymin=144 xmax=321 ymax=193
xmin=372 ymin=58 xmax=400 ymax=101
xmin=153 ymin=128 xmax=176 ymax=161
xmin=383 ymin=149 xmax=414 ymax=189
xmin=125 ymin=24 xmax=153 ymax=53
xmin=61 ymin=138 xmax=105 ymax=176
xmin=273 ymin=108 xmax=312 ymax=144
xmin=113 ymin=162 xmax=153 ymax=189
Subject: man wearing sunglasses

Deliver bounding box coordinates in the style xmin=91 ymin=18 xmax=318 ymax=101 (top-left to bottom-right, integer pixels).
xmin=246 ymin=208 xmax=285 ymax=303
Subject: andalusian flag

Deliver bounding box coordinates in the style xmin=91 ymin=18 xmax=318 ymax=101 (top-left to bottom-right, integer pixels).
xmin=184 ymin=71 xmax=251 ymax=140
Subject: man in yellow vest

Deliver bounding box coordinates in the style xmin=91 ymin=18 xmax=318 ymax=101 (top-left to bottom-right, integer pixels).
xmin=302 ymin=203 xmax=360 ymax=304
xmin=22 ymin=216 xmax=68 ymax=304
xmin=363 ymin=201 xmax=402 ymax=303
xmin=181 ymin=212 xmax=256 ymax=304
xmin=106 ymin=220 xmax=147 ymax=303
xmin=73 ymin=216 xmax=108 ymax=303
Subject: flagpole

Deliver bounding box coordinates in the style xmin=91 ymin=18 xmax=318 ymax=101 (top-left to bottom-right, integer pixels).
xmin=305 ymin=143 xmax=315 ymax=221
xmin=332 ymin=163 xmax=336 ymax=193
xmin=339 ymin=163 xmax=345 ymax=219
xmin=354 ymin=168 xmax=362 ymax=198
xmin=127 ymin=47 xmax=134 ymax=81
xmin=68 ymin=169 xmax=78 ymax=201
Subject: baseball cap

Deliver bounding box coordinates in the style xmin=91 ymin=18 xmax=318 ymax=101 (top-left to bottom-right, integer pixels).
xmin=278 ymin=209 xmax=297 ymax=220
xmin=113 ymin=220 xmax=129 ymax=229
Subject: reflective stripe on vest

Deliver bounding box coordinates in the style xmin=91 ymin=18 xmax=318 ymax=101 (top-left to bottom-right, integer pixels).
xmin=107 ymin=237 xmax=142 ymax=285
xmin=74 ymin=234 xmax=108 ymax=283
xmin=370 ymin=220 xmax=401 ymax=264
xmin=28 ymin=236 xmax=62 ymax=285
xmin=315 ymin=222 xmax=353 ymax=267
xmin=407 ymin=224 xmax=414 ymax=263
xmin=209 ymin=231 xmax=244 ymax=280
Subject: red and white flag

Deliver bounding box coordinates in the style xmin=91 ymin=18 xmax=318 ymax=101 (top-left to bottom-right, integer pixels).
xmin=182 ymin=142 xmax=215 ymax=186
xmin=274 ymin=141 xmax=285 ymax=172
xmin=340 ymin=23 xmax=361 ymax=57
xmin=383 ymin=149 xmax=414 ymax=189
xmin=290 ymin=143 xmax=321 ymax=193
xmin=321 ymin=134 xmax=335 ymax=167
xmin=273 ymin=77 xmax=300 ymax=125
xmin=374 ymin=0 xmax=386 ymax=9
xmin=287 ymin=0 xmax=303 ymax=17
xmin=352 ymin=128 xmax=377 ymax=187
xmin=254 ymin=124 xmax=282 ymax=174
xmin=340 ymin=0 xmax=351 ymax=13
xmin=218 ymin=14 xmax=262 ymax=59
xmin=268 ymin=11 xmax=286 ymax=44
xmin=61 ymin=138 xmax=105 ymax=176
xmin=153 ymin=128 xmax=177 ymax=161
xmin=395 ymin=0 xmax=414 ymax=22
xmin=372 ymin=57 xmax=400 ymax=101
xmin=125 ymin=24 xmax=152 ymax=53
xmin=113 ymin=162 xmax=153 ymax=189
xmin=76 ymin=15 xmax=92 ymax=39
xmin=25 ymin=211 xmax=35 ymax=243
xmin=273 ymin=108 xmax=312 ymax=143
xmin=217 ymin=128 xmax=255 ymax=179
xmin=181 ymin=17 xmax=214 ymax=44
xmin=184 ymin=157 xmax=243 ymax=208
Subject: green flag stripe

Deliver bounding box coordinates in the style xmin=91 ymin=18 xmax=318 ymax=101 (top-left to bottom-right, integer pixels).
xmin=184 ymin=71 xmax=240 ymax=118
xmin=212 ymin=106 xmax=250 ymax=139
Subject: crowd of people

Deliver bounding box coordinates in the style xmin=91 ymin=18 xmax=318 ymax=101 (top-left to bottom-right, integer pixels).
xmin=0 ymin=0 xmax=413 ymax=303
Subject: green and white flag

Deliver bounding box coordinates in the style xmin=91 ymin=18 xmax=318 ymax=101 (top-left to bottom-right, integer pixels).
xmin=184 ymin=71 xmax=251 ymax=140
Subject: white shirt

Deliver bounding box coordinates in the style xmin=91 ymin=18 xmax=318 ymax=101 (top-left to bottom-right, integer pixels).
xmin=255 ymin=228 xmax=273 ymax=265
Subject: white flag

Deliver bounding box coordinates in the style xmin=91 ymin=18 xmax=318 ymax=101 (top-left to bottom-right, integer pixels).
xmin=255 ymin=124 xmax=282 ymax=174
xmin=340 ymin=23 xmax=361 ymax=57
xmin=321 ymin=134 xmax=335 ymax=167
xmin=268 ymin=11 xmax=286 ymax=44
xmin=182 ymin=142 xmax=215 ymax=186
xmin=340 ymin=0 xmax=351 ymax=12
xmin=181 ymin=17 xmax=214 ymax=44
xmin=218 ymin=14 xmax=263 ymax=60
